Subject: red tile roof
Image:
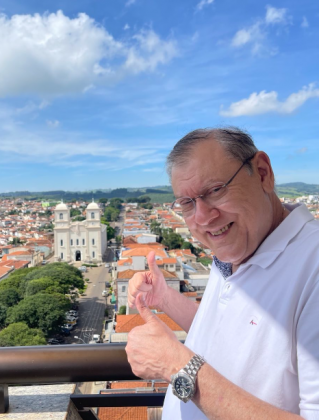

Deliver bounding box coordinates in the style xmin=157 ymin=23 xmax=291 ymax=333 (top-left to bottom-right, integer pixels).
xmin=117 ymin=269 xmax=178 ymax=280
xmin=155 ymin=258 xmax=176 ymax=265
xmin=116 ymin=313 xmax=183 ymax=333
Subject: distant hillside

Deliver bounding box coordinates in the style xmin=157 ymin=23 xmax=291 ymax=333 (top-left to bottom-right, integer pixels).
xmin=0 ymin=186 xmax=174 ymax=204
xmin=1 ymin=183 xmax=317 ymax=202
xmin=276 ymin=182 xmax=319 ymax=197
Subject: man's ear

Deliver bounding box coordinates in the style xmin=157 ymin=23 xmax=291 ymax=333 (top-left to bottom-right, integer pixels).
xmin=254 ymin=151 xmax=275 ymax=194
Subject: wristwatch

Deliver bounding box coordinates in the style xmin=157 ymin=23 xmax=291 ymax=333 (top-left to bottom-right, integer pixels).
xmin=171 ymin=354 xmax=205 ymax=403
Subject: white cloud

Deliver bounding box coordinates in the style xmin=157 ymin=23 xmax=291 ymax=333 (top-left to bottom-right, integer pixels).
xmin=265 ymin=5 xmax=288 ymax=25
xmin=231 ymin=22 xmax=262 ymax=48
xmin=220 ymin=83 xmax=319 ymax=117
xmin=196 ymin=0 xmax=214 ymax=11
xmin=0 ymin=11 xmax=178 ymax=97
xmin=123 ymin=24 xmax=130 ymax=30
xmin=231 ymin=5 xmax=290 ymax=54
xmin=296 ymin=147 xmax=307 ymax=154
xmin=301 ymin=16 xmax=309 ymax=28
xmin=124 ymin=30 xmax=177 ymax=74
xmin=46 ymin=120 xmax=60 ymax=128
xmin=126 ymin=0 xmax=136 ymax=6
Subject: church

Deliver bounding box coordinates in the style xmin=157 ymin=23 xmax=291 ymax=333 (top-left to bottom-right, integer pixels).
xmin=54 ymin=201 xmax=107 ymax=263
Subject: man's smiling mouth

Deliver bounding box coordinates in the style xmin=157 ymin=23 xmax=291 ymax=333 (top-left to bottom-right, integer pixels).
xmin=209 ymin=222 xmax=233 ymax=237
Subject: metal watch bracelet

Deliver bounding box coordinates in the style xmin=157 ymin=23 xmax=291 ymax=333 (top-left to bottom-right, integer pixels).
xmin=184 ymin=354 xmax=205 ymax=381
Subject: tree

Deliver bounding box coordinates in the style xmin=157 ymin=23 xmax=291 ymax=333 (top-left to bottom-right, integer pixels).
xmin=0 ymin=304 xmax=7 ymax=328
xmin=104 ymin=207 xmax=120 ymax=222
xmin=70 ymin=208 xmax=81 ymax=217
xmin=0 ymin=322 xmax=47 ymax=347
xmin=109 ymin=198 xmax=123 ymax=210
xmin=100 ymin=218 xmax=115 ymax=240
xmin=99 ymin=198 xmax=108 ymax=204
xmin=115 ymin=235 xmax=122 ymax=245
xmin=8 ymin=237 xmax=23 ymax=245
xmin=138 ymin=195 xmax=151 ymax=203
xmin=23 ymin=263 xmax=84 ymax=295
xmin=0 ymin=288 xmax=20 ymax=307
xmin=140 ymin=203 xmax=153 ymax=209
xmin=7 ymin=292 xmax=70 ymax=334
xmin=25 ymin=277 xmax=58 ymax=297
xmin=162 ymin=231 xmax=184 ymax=250
xmin=150 ymin=220 xmax=162 ymax=236
xmin=119 ymin=306 xmax=126 ymax=315
xmin=73 ymin=216 xmax=86 ymax=222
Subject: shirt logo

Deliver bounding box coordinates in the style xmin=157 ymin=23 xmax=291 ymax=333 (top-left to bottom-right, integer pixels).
xmin=250 ymin=319 xmax=257 ymax=326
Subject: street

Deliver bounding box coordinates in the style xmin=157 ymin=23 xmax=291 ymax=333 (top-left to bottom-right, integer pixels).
xmin=68 ymin=265 xmax=111 ymax=344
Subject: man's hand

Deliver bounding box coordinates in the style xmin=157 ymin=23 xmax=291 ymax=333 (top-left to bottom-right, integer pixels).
xmin=127 ymin=251 xmax=169 ymax=311
xmin=125 ymin=293 xmax=193 ymax=382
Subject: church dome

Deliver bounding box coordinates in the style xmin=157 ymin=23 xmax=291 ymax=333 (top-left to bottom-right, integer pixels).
xmin=55 ymin=202 xmax=68 ymax=210
xmin=87 ymin=201 xmax=100 ymax=210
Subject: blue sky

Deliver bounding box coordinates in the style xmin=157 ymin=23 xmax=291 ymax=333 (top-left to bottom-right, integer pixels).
xmin=0 ymin=0 xmax=319 ymax=192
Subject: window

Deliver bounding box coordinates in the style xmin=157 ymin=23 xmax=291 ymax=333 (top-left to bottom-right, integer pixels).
xmin=92 ymin=238 xmax=95 ymax=245
xmin=76 ymin=239 xmax=79 ymax=246
xmin=61 ymin=252 xmax=63 ymax=259
xmin=60 ymin=239 xmax=63 ymax=246
xmin=170 ymin=264 xmax=174 ymax=268
xmin=92 ymin=251 xmax=95 ymax=258
xmin=82 ymin=239 xmax=85 ymax=245
xmin=91 ymin=212 xmax=95 ymax=219
xmin=59 ymin=213 xmax=63 ymax=220
xmin=70 ymin=239 xmax=73 ymax=246
xmin=122 ymin=286 xmax=126 ymax=293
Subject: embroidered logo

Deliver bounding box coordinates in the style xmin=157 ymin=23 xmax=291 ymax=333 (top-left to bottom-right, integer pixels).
xmin=250 ymin=319 xmax=257 ymax=326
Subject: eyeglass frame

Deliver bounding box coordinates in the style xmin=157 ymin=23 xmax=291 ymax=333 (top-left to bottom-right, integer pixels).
xmin=171 ymin=154 xmax=256 ymax=216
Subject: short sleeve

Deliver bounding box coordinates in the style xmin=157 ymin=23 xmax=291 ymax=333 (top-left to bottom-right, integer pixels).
xmin=297 ymin=279 xmax=319 ymax=420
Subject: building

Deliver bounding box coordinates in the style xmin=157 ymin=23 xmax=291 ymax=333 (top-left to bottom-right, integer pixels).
xmin=54 ymin=201 xmax=107 ymax=263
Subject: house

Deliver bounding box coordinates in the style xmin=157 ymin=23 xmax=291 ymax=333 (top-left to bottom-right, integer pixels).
xmin=116 ymin=269 xmax=180 ymax=312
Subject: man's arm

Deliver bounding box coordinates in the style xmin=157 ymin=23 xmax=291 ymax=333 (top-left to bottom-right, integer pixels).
xmin=126 ymin=296 xmax=305 ymax=420
xmin=193 ymin=363 xmax=304 ymax=420
xmin=161 ymin=285 xmax=199 ymax=333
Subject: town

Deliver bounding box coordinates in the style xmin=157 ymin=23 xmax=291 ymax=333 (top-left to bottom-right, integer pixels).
xmin=0 ymin=191 xmax=318 ymax=419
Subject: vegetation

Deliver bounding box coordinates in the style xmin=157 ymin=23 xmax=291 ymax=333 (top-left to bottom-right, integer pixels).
xmin=7 ymin=238 xmax=25 ymax=245
xmin=198 ymin=257 xmax=213 ymax=266
xmin=6 ymin=293 xmax=70 ymax=334
xmin=0 ymin=263 xmax=84 ymax=343
xmin=70 ymin=208 xmax=82 ymax=217
xmin=100 ymin=217 xmax=115 ymax=240
xmin=0 ymin=323 xmax=47 ymax=347
xmin=104 ymin=207 xmax=120 ymax=222
xmin=119 ymin=306 xmax=126 ymax=315
xmin=73 ymin=215 xmax=86 ymax=222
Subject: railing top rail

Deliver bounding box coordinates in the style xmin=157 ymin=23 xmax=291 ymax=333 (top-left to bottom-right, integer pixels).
xmin=0 ymin=343 xmax=136 ymax=384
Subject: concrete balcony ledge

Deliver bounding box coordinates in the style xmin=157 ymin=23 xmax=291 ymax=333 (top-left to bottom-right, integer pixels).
xmin=0 ymin=384 xmax=79 ymax=420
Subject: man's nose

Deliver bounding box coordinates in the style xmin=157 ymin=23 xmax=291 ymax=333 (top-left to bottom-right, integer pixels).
xmin=193 ymin=198 xmax=220 ymax=225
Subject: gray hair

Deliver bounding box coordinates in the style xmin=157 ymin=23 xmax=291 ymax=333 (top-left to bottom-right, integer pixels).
xmin=166 ymin=127 xmax=259 ymax=179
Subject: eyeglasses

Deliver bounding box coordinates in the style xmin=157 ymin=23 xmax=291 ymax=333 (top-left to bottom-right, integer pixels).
xmin=171 ymin=155 xmax=255 ymax=218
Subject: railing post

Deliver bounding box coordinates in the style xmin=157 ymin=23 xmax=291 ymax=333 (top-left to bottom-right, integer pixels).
xmin=0 ymin=384 xmax=9 ymax=413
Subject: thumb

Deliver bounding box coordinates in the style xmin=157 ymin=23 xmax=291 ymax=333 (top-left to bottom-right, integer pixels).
xmin=136 ymin=293 xmax=157 ymax=324
xmin=147 ymin=251 xmax=162 ymax=277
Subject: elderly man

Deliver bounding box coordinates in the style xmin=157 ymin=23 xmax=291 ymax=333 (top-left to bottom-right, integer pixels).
xmin=126 ymin=128 xmax=319 ymax=420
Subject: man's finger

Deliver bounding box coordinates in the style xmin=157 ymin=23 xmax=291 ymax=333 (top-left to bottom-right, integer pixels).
xmin=147 ymin=251 xmax=162 ymax=277
xmin=136 ymin=293 xmax=157 ymax=324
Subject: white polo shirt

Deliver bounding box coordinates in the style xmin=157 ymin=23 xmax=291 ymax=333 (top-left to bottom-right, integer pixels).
xmin=162 ymin=203 xmax=319 ymax=420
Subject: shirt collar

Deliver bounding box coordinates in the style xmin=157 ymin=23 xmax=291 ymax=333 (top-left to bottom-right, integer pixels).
xmin=239 ymin=203 xmax=314 ymax=270
xmin=213 ymin=255 xmax=232 ymax=279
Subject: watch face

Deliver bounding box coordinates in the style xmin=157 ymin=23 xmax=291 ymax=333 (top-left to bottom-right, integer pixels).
xmin=174 ymin=375 xmax=193 ymax=398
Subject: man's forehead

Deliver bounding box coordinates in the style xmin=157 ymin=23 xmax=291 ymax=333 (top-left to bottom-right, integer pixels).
xmin=171 ymin=142 xmax=232 ymax=191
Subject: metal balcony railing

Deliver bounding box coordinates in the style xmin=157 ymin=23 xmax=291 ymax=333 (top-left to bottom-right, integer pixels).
xmin=0 ymin=343 xmax=165 ymax=419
